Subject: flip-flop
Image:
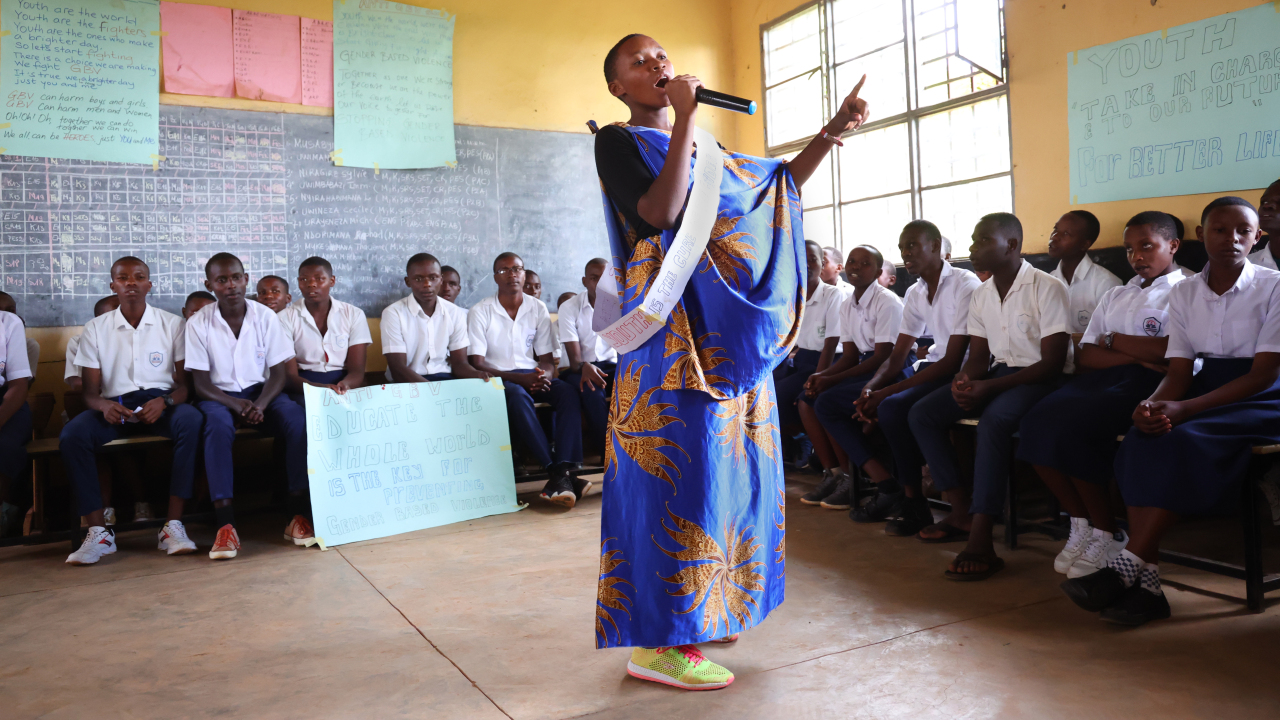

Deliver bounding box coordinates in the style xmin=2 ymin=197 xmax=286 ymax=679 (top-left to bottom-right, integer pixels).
xmin=943 ymin=551 xmax=1005 ymax=582
xmin=917 ymin=522 xmax=970 ymax=544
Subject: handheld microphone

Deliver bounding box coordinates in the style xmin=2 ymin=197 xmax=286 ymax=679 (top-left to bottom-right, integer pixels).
xmin=657 ymin=78 xmax=757 ymax=115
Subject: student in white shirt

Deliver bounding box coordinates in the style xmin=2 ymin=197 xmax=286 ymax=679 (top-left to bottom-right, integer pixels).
xmin=799 ymin=245 xmax=910 ymax=512
xmin=558 ymin=258 xmax=619 ymax=455
xmin=63 ymin=257 xmax=203 ymax=565
xmin=439 ymin=265 xmax=463 ymax=306
xmin=1019 ymin=212 xmax=1188 ymax=581
xmin=382 ymin=253 xmax=486 ymax=384
xmin=555 ymin=292 xmax=576 ymax=370
xmin=0 ymin=301 xmax=32 ymax=540
xmin=1063 ymin=197 xmax=1280 ymax=626
xmin=1245 ymin=178 xmax=1279 ymax=270
xmin=908 ymin=213 xmax=1070 ymax=581
xmin=187 ymin=253 xmax=309 ymax=560
xmin=850 ymin=221 xmax=982 ymax=534
xmin=779 ymin=242 xmax=846 ymax=457
xmin=279 ymin=256 xmax=371 ymax=406
xmin=65 ymin=296 xmax=121 ymax=393
xmin=254 ymin=275 xmax=292 ymax=314
xmin=469 ymin=252 xmax=585 ymax=508
xmin=183 ymin=291 xmax=215 ymax=320
xmin=1048 ymin=210 xmax=1122 ymax=332
xmin=821 ymin=246 xmax=853 ymax=291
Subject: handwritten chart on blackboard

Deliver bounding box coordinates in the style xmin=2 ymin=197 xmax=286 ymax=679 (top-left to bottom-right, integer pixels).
xmin=1 ymin=0 xmax=161 ymax=165
xmin=0 ymin=105 xmax=608 ymax=327
xmin=333 ymin=0 xmax=455 ymax=169
xmin=1067 ymin=3 xmax=1280 ymax=204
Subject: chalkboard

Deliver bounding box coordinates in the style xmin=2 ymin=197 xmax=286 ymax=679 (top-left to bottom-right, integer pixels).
xmin=0 ymin=105 xmax=608 ymax=326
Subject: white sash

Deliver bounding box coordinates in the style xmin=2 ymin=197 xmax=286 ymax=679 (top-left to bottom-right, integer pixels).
xmin=592 ymin=126 xmax=723 ymax=354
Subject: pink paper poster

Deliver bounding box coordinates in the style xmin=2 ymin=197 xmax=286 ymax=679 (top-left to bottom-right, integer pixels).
xmin=301 ymin=18 xmax=334 ymax=107
xmin=233 ymin=10 xmax=303 ymax=104
xmin=160 ymin=2 xmax=235 ymax=98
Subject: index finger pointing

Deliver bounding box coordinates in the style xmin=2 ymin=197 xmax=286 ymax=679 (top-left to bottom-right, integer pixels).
xmin=850 ymin=74 xmax=866 ymax=98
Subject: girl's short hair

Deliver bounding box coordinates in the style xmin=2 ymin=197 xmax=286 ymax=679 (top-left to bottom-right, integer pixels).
xmin=1201 ymin=196 xmax=1257 ymax=225
xmin=604 ymin=34 xmax=645 ymax=83
xmin=851 ymin=244 xmax=885 ymax=269
xmin=1125 ymin=211 xmax=1179 ymax=242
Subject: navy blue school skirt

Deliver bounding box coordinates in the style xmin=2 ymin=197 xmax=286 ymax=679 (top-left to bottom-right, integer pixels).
xmin=1016 ymin=364 xmax=1164 ymax=484
xmin=1114 ymin=358 xmax=1280 ymax=514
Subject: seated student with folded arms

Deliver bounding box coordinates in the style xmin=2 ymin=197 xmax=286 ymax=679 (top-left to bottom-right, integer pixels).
xmin=440 ymin=265 xmax=463 ymax=305
xmin=558 ymin=258 xmax=619 ymax=455
xmin=1048 ymin=209 xmax=1121 ymax=333
xmin=254 ymin=275 xmax=292 ymax=313
xmin=1063 ymin=197 xmax=1280 ymax=626
xmin=780 ymin=242 xmax=845 ymax=484
xmin=799 ymin=245 xmax=910 ymax=511
xmin=1245 ymin=178 xmax=1279 ymax=270
xmin=853 ymin=221 xmax=981 ymax=534
xmin=0 ymin=299 xmax=33 ymax=539
xmin=183 ymin=291 xmax=215 ymax=320
xmin=63 ymin=257 xmax=204 ymax=565
xmin=908 ymin=213 xmax=1070 ymax=580
xmin=1018 ymin=213 xmax=1187 ymax=581
xmin=469 ymin=252 xmax=585 ymax=508
xmin=279 ymin=256 xmax=370 ymax=405
xmin=186 ymin=253 xmax=310 ymax=560
xmin=382 ymin=253 xmax=487 ymax=384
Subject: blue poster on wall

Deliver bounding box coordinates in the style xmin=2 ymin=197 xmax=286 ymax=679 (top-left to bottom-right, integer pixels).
xmin=1067 ymin=3 xmax=1280 ymax=204
xmin=304 ymin=379 xmax=521 ymax=547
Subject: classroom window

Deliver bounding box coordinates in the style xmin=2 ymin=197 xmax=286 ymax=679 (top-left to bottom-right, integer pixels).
xmin=762 ymin=0 xmax=1010 ymax=263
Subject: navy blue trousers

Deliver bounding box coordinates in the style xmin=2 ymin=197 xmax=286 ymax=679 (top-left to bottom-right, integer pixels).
xmin=289 ymin=369 xmax=347 ymax=407
xmin=504 ymin=370 xmax=582 ymax=469
xmin=0 ymin=401 xmax=31 ymax=483
xmin=561 ymin=361 xmax=615 ymax=454
xmin=1116 ymin=358 xmax=1280 ymax=514
xmin=62 ymin=389 xmax=202 ymax=516
xmin=814 ymin=357 xmax=916 ymax=469
xmin=776 ymin=348 xmax=824 ymax=428
xmin=908 ymin=365 xmax=1059 ymax=516
xmin=197 ymin=384 xmax=308 ymax=501
xmin=1018 ymin=364 xmax=1163 ymax=485
xmin=877 ymin=363 xmax=949 ymax=493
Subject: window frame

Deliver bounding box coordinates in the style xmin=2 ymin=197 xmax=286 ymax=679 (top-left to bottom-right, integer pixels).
xmin=760 ymin=0 xmax=1014 ymax=260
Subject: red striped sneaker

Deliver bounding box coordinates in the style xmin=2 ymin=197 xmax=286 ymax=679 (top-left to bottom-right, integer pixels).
xmin=284 ymin=515 xmax=315 ymax=546
xmin=209 ymin=524 xmax=241 ymax=560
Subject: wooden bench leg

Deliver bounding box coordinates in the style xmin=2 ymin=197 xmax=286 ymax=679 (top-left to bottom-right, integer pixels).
xmin=1243 ymin=457 xmax=1266 ymax=613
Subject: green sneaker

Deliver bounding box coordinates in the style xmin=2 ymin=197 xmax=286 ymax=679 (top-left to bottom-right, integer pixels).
xmin=627 ymin=645 xmax=734 ymax=690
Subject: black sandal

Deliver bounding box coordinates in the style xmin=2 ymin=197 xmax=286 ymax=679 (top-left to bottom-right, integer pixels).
xmin=943 ymin=551 xmax=1005 ymax=581
xmin=917 ymin=522 xmax=970 ymax=544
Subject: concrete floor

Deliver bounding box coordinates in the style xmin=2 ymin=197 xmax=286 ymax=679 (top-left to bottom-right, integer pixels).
xmin=3 ymin=473 xmax=1279 ymax=720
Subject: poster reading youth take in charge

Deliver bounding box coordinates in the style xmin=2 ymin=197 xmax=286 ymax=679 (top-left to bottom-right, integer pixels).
xmin=304 ymin=379 xmax=520 ymax=546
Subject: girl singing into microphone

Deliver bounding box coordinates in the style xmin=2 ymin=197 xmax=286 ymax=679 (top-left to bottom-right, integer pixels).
xmin=593 ymin=33 xmax=869 ymax=690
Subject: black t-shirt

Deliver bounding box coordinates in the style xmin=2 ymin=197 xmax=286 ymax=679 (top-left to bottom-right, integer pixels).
xmin=594 ymin=124 xmax=662 ymax=242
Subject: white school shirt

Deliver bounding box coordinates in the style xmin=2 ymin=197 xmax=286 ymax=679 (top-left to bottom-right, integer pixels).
xmin=796 ymin=281 xmax=850 ymax=352
xmin=558 ymin=291 xmax=618 ymax=364
xmin=838 ymin=282 xmax=904 ymax=354
xmin=1247 ymin=243 xmax=1279 ymax=272
xmin=968 ymin=260 xmax=1073 ymax=373
xmin=1165 ymin=261 xmax=1280 ymax=360
xmin=75 ymin=305 xmax=185 ymax=399
xmin=0 ymin=312 xmax=32 ymax=388
xmin=65 ymin=334 xmax=82 ymax=381
xmin=1050 ymin=254 xmax=1123 ymax=333
xmin=278 ymin=298 xmax=372 ymax=373
xmin=184 ymin=300 xmax=295 ymax=392
xmin=1080 ymin=266 xmax=1190 ymax=345
xmin=467 ymin=294 xmax=555 ymax=372
xmin=380 ymin=295 xmax=468 ymax=379
xmin=899 ymin=261 xmax=982 ymax=364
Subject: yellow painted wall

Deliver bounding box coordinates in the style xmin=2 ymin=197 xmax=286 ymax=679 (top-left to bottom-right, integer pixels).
xmin=724 ymin=0 xmax=1274 ymax=254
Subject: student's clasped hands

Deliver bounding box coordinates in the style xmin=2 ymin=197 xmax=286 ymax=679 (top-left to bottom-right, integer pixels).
xmin=1132 ymin=399 xmax=1185 ymax=436
xmin=951 ymin=374 xmax=993 ymax=411
xmin=512 ymin=368 xmax=553 ymax=393
xmin=232 ymin=398 xmax=266 ymax=425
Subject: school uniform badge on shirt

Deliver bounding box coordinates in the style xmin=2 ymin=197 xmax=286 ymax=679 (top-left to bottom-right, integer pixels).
xmin=149 ymin=351 xmax=163 ymax=367
xmin=1143 ymin=316 xmax=1162 ymax=336
xmin=1077 ymin=310 xmax=1090 ymax=328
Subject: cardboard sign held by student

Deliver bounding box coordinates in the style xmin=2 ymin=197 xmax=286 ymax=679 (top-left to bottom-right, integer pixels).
xmin=304 ymin=379 xmax=520 ymax=547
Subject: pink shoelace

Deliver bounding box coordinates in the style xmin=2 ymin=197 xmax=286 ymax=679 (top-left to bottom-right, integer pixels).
xmin=654 ymin=645 xmax=705 ymax=667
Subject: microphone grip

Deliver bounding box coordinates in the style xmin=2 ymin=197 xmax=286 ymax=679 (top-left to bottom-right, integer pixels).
xmin=695 ymin=87 xmax=757 ymax=116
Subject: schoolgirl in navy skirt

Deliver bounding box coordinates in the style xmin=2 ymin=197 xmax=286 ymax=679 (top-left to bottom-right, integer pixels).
xmin=1018 ymin=212 xmax=1189 ymax=580
xmin=1062 ymin=197 xmax=1280 ymax=627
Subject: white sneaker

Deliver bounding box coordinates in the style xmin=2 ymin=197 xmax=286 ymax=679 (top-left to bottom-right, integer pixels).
xmin=134 ymin=502 xmax=153 ymax=522
xmin=1067 ymin=528 xmax=1129 ymax=579
xmin=103 ymin=507 xmax=117 ymax=526
xmin=1053 ymin=517 xmax=1092 ymax=574
xmin=66 ymin=526 xmax=117 ymax=565
xmin=158 ymin=520 xmax=197 ymax=555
